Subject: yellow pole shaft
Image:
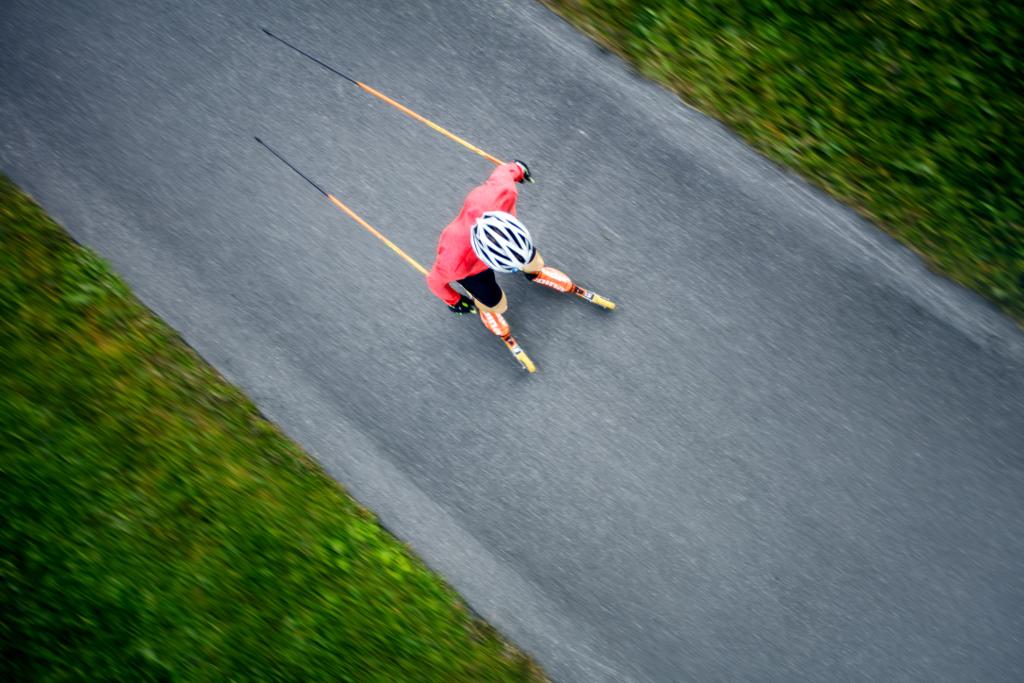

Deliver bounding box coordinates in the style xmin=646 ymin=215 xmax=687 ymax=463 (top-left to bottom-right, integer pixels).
xmin=356 ymin=81 xmax=504 ymax=166
xmin=326 ymin=194 xmax=429 ymax=276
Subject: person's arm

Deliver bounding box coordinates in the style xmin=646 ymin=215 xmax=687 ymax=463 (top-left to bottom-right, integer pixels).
xmin=487 ymin=161 xmax=526 ymax=185
xmin=479 ymin=162 xmax=526 ymax=214
xmin=426 ymin=264 xmax=461 ymax=306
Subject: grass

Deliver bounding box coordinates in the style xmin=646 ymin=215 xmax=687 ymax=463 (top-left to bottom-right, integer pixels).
xmin=543 ymin=0 xmax=1023 ymax=320
xmin=0 ymin=175 xmax=545 ymax=682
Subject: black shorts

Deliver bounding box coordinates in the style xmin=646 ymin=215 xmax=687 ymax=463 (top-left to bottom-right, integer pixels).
xmin=458 ymin=268 xmax=503 ymax=308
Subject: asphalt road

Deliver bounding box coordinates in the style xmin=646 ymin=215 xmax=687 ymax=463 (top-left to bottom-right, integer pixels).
xmin=3 ymin=1 xmax=1023 ymax=680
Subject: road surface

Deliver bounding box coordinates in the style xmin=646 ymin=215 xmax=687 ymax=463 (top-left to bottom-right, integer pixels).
xmin=3 ymin=1 xmax=1023 ymax=680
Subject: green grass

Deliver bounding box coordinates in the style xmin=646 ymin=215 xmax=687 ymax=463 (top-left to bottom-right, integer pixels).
xmin=544 ymin=0 xmax=1023 ymax=320
xmin=0 ymin=176 xmax=545 ymax=682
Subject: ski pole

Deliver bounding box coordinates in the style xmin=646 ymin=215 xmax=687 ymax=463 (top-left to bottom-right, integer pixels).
xmin=254 ymin=137 xmax=429 ymax=276
xmin=262 ymin=28 xmax=503 ymax=166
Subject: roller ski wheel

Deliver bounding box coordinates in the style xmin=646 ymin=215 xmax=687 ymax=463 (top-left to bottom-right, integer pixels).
xmin=572 ymin=285 xmax=616 ymax=310
xmin=502 ymin=334 xmax=536 ymax=373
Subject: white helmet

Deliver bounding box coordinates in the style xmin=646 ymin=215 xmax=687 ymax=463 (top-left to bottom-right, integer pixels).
xmin=470 ymin=211 xmax=535 ymax=273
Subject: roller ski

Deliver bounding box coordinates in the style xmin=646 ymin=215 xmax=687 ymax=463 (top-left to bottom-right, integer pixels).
xmin=572 ymin=286 xmax=615 ymax=309
xmin=477 ymin=309 xmax=536 ymax=373
xmin=449 ymin=296 xmax=536 ymax=372
xmin=500 ymin=333 xmax=536 ymax=374
xmin=523 ymin=267 xmax=616 ymax=310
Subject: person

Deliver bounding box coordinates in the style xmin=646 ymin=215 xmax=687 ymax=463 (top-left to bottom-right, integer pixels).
xmin=426 ymin=160 xmax=576 ymax=337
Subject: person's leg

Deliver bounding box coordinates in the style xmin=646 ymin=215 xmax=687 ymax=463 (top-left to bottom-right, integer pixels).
xmin=458 ymin=268 xmax=507 ymax=313
xmin=458 ymin=269 xmax=510 ymax=336
xmin=523 ymin=250 xmax=574 ymax=293
xmin=477 ymin=308 xmax=510 ymax=336
xmin=477 ymin=290 xmax=507 ymax=314
xmin=522 ymin=250 xmax=545 ymax=275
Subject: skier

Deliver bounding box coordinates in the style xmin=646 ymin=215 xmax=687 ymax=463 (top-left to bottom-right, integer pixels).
xmin=426 ymin=160 xmax=577 ymax=338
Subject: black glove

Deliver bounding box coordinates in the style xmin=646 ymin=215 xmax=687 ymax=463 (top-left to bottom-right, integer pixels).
xmin=448 ymin=294 xmax=477 ymax=315
xmin=513 ymin=159 xmax=534 ymax=184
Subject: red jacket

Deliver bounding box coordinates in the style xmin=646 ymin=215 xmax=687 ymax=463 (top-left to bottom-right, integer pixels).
xmin=427 ymin=162 xmax=525 ymax=305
